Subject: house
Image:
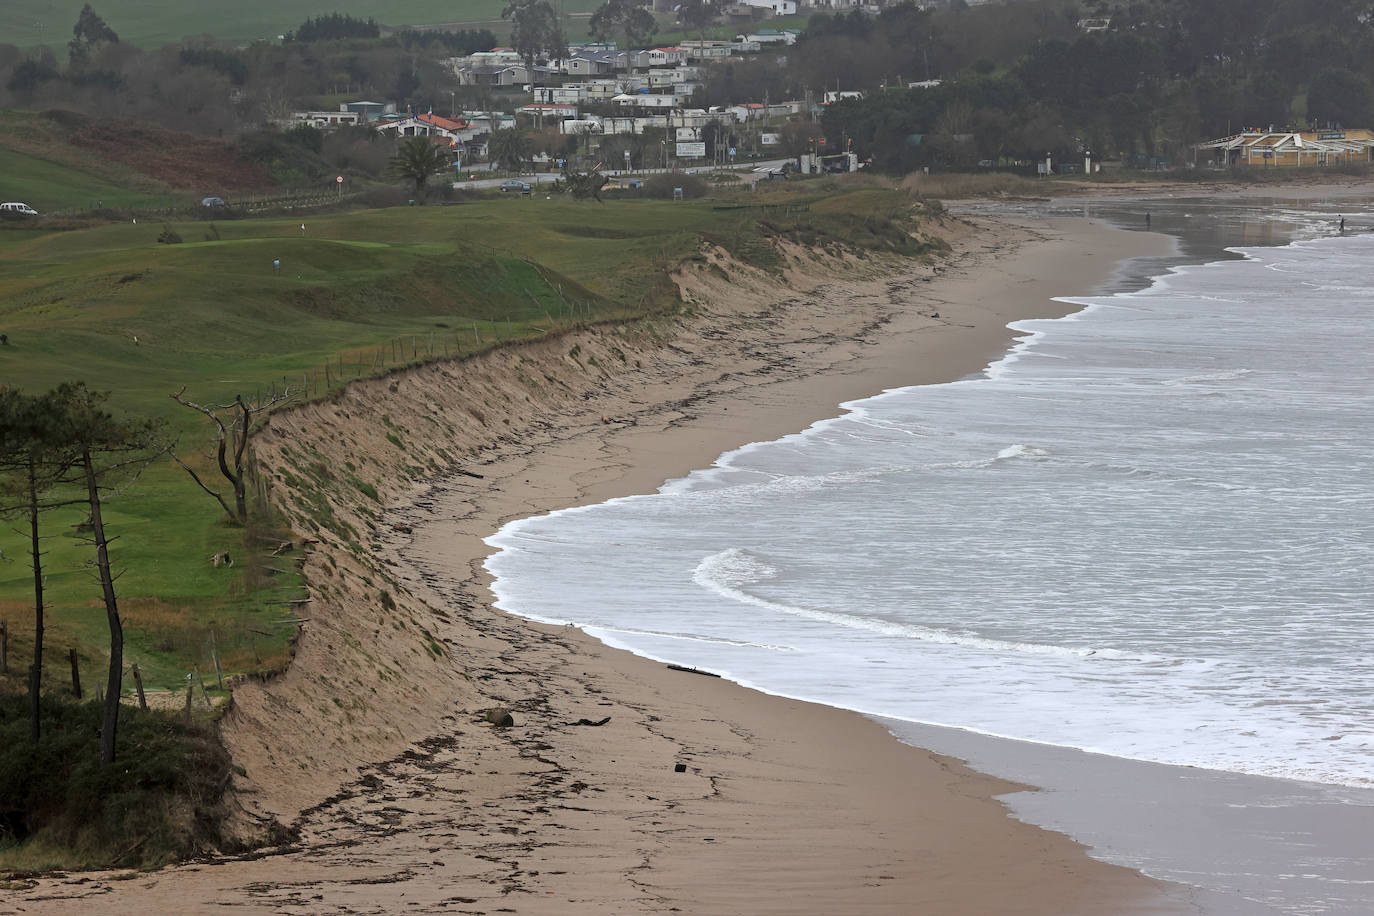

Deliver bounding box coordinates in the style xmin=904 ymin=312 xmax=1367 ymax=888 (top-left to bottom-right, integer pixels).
xmin=738 ymin=0 xmax=798 ymax=15
xmin=726 ymin=102 xmax=766 ymax=121
xmin=679 ymin=40 xmax=735 ymax=61
xmin=738 ymin=29 xmax=799 ymax=46
xmin=534 ymin=86 xmax=586 ymax=104
xmin=560 ymin=118 xmax=602 ymax=135
xmin=1196 ymin=128 xmax=1374 ymax=168
xmin=612 ymin=92 xmax=678 ymax=110
xmin=454 ymin=64 xmax=532 ymax=87
xmin=376 ymin=112 xmax=477 ymax=144
xmin=519 ymin=103 xmax=580 ymax=122
xmin=291 ymin=109 xmax=364 ymax=130
xmin=461 ymin=111 xmax=516 ymax=134
xmin=645 ymin=69 xmax=678 ymax=89
xmin=563 ymin=49 xmax=627 ymax=77
xmin=341 ymin=100 xmax=396 ymax=120
xmin=642 ymin=47 xmax=689 ymax=67
xmin=468 ymin=49 xmax=524 ymax=68
xmin=669 ymin=108 xmax=733 ymax=129
xmin=823 ymin=90 xmax=864 ymax=104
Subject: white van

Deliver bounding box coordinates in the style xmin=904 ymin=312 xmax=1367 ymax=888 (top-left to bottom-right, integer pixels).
xmin=1 ymin=202 xmax=38 ymax=216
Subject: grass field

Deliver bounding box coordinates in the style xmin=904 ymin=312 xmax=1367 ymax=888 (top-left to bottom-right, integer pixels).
xmin=0 ymin=180 xmax=929 ymax=697
xmin=2 ymin=0 xmax=606 ymax=50
xmin=0 ymin=111 xmax=202 ymax=213
xmin=0 ymin=149 xmax=180 ymax=213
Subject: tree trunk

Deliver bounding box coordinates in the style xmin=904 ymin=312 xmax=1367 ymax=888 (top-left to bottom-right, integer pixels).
xmin=84 ymin=448 xmax=123 ymax=767
xmin=27 ymin=457 xmax=44 ymax=745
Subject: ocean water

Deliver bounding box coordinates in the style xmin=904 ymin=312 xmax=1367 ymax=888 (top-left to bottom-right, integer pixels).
xmin=483 ymin=213 xmax=1374 ymax=912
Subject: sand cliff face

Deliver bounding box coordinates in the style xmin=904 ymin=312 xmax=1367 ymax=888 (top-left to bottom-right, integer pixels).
xmin=225 ymin=234 xmax=956 ymax=838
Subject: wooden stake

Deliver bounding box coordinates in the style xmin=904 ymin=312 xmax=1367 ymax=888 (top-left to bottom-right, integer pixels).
xmin=132 ymin=663 xmax=148 ymax=710
xmin=0 ymin=620 xmax=7 ymax=674
xmin=184 ymin=674 xmax=193 ymax=723
xmin=69 ymin=647 xmax=82 ymax=698
xmin=211 ymin=631 xmax=223 ymax=689
xmin=197 ymin=667 xmax=212 ymax=709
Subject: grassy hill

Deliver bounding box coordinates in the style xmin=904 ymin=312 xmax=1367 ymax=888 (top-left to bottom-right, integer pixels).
xmin=2 ymin=0 xmax=607 ymax=50
xmin=0 ymin=110 xmax=276 ymax=213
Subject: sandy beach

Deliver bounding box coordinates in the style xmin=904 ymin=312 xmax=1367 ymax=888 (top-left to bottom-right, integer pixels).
xmin=3 ymin=211 xmax=1196 ymax=914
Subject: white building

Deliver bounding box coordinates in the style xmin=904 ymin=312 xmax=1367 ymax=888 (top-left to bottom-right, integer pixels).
xmin=612 ymin=93 xmax=678 ymax=110
xmin=533 ymin=86 xmax=586 ymax=104
xmin=738 ymin=0 xmax=797 ymax=14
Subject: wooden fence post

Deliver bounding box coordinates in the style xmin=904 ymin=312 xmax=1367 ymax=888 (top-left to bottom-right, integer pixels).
xmin=0 ymin=620 xmax=7 ymax=674
xmin=69 ymin=648 xmax=82 ymax=698
xmin=184 ymin=673 xmax=193 ymax=723
xmin=211 ymin=631 xmax=223 ymax=689
xmin=197 ymin=667 xmax=212 ymax=708
xmin=132 ymin=663 xmax=148 ymax=710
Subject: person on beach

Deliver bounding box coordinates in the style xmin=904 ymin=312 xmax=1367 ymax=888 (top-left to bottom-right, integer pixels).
xmin=1339 ymin=216 xmax=1345 ymax=233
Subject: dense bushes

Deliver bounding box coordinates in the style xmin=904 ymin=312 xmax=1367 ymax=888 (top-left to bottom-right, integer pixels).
xmin=0 ymin=694 xmax=232 ymax=869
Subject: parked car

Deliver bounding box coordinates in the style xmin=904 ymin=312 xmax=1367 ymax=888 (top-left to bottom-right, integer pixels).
xmin=764 ymin=169 xmax=788 ymax=180
xmin=200 ymin=196 xmax=227 ymax=208
xmin=0 ymin=201 xmax=38 ymax=216
xmin=499 ymin=180 xmax=532 ymax=193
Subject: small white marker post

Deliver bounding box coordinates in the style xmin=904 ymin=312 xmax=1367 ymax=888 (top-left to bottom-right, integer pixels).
xmin=336 ymin=174 xmax=344 ymax=201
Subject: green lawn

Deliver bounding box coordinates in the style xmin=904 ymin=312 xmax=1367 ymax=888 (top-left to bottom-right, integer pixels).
xmin=0 ymin=197 xmax=697 ymax=694
xmin=0 ymin=148 xmax=179 ymax=213
xmin=2 ymin=0 xmax=605 ymax=49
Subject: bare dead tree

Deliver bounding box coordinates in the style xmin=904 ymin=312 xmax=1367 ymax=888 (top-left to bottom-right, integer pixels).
xmin=171 ymin=387 xmax=294 ymax=523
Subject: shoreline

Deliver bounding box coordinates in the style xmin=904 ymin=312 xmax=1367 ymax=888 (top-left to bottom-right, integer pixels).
xmin=382 ymin=213 xmax=1189 ymax=912
xmin=6 ymin=212 xmax=1189 ymax=913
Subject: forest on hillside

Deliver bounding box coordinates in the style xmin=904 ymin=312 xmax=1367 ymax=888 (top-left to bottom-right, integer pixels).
xmin=792 ymin=0 xmax=1374 ymax=169
xmin=3 ymin=0 xmax=1373 ymax=173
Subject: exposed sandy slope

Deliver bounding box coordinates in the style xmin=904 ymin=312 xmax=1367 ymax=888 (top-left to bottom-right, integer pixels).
xmin=5 ymin=211 xmax=1195 ymax=914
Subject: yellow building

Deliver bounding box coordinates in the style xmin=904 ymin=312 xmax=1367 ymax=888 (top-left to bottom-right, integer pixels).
xmin=1197 ymin=128 xmax=1374 ymax=167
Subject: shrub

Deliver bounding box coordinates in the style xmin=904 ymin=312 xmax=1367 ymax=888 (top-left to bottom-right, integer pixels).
xmin=0 ymin=694 xmax=232 ymax=869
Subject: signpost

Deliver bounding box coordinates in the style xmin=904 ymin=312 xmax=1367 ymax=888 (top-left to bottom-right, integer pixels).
xmin=675 ymin=141 xmax=706 ymax=158
xmin=335 ymin=174 xmax=343 ymax=200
